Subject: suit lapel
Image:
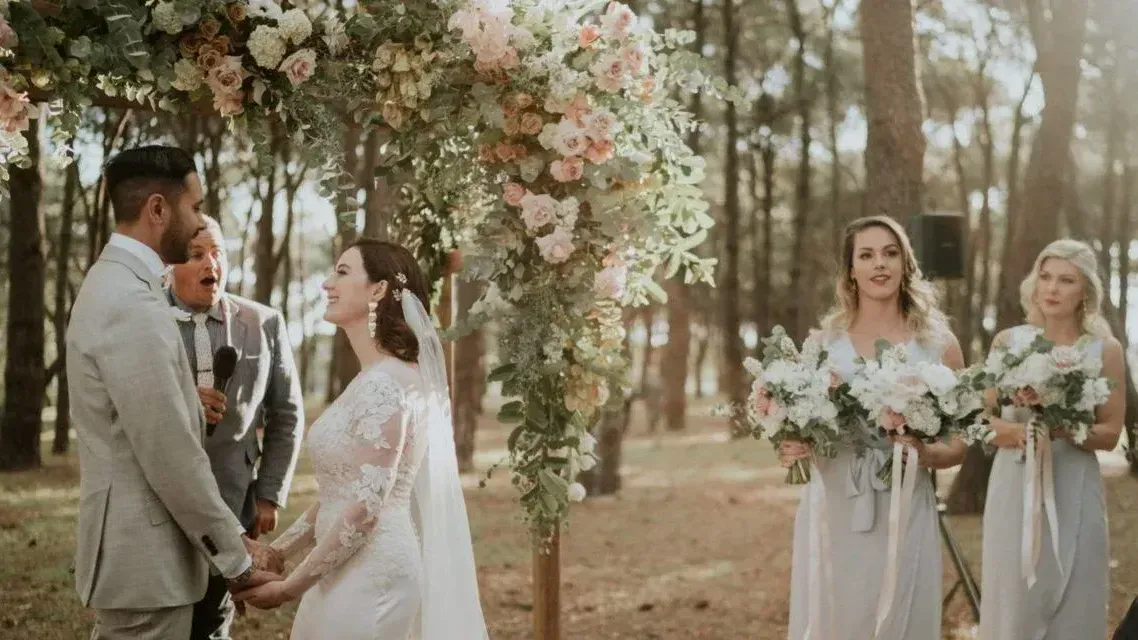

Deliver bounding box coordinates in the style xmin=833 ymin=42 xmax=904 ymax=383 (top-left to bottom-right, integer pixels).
xmin=223 ymin=296 xmax=250 ymax=355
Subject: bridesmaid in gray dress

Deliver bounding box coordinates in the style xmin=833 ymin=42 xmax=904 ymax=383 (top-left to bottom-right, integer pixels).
xmin=782 ymin=216 xmax=967 ymax=639
xmin=978 ymin=239 xmax=1125 ymax=640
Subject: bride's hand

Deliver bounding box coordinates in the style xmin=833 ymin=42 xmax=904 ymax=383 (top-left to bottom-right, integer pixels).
xmin=234 ymin=580 xmax=297 ymax=610
xmin=987 ymin=417 xmax=1027 ymax=449
xmin=778 ymin=439 xmax=812 ymax=468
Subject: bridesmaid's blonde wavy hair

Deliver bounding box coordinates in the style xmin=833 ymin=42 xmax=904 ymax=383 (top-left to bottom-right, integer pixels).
xmin=820 ymin=215 xmax=952 ymax=347
xmin=1020 ymin=238 xmax=1113 ymax=338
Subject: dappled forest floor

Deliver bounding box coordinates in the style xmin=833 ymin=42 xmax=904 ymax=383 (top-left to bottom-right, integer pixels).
xmin=1 ymin=397 xmax=1135 ymax=639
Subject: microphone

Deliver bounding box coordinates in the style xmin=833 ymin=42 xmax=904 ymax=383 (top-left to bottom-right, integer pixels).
xmin=206 ymin=345 xmax=238 ymax=437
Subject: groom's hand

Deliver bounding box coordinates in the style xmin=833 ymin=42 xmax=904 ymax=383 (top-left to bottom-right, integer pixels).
xmin=198 ymin=387 xmax=227 ymax=424
xmin=226 ymin=566 xmax=282 ymax=615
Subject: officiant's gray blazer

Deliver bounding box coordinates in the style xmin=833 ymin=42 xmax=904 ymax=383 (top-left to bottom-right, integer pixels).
xmin=168 ymin=291 xmax=303 ymax=528
xmin=67 ymin=245 xmax=248 ymax=610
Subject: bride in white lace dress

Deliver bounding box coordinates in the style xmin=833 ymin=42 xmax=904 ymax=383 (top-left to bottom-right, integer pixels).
xmin=235 ymin=239 xmax=488 ymax=639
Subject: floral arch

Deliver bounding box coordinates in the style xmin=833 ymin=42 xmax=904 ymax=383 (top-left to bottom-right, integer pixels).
xmin=1 ymin=0 xmax=716 ymax=570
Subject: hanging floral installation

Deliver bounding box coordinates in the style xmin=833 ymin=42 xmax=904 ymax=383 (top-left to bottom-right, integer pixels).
xmin=0 ymin=0 xmax=728 ymax=537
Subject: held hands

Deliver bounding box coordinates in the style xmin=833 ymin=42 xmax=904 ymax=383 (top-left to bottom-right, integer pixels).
xmin=987 ymin=417 xmax=1027 ymax=449
xmin=234 ymin=579 xmax=299 ymax=610
xmin=777 ymin=439 xmax=812 ymax=469
xmin=198 ymin=387 xmax=227 ymax=424
xmin=225 ymin=567 xmax=283 ymax=615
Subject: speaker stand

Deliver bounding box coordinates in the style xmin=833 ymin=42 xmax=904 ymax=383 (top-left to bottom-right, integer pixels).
xmin=931 ymin=470 xmax=982 ymax=621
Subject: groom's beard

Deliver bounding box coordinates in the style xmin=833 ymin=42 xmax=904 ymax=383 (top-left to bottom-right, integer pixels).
xmin=160 ymin=220 xmax=196 ymax=265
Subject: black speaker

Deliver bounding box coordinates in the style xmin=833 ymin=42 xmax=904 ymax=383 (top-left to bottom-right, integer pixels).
xmin=909 ymin=212 xmax=966 ymax=280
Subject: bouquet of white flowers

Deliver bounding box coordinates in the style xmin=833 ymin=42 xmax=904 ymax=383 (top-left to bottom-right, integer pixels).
xmin=741 ymin=326 xmax=844 ymax=484
xmin=970 ymin=326 xmax=1112 ymax=446
xmin=847 ymin=340 xmax=984 ymax=486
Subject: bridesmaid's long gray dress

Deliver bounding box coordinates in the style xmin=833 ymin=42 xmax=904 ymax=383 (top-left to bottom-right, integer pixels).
xmin=787 ymin=333 xmax=942 ymax=639
xmin=978 ymin=326 xmax=1109 ymax=640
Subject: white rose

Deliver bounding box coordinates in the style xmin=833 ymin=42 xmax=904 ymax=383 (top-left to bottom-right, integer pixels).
xmin=580 ymin=431 xmax=597 ymax=454
xmin=551 ymin=119 xmax=588 ymax=156
xmin=567 ymin=482 xmax=587 ymax=502
xmin=519 ymin=192 xmax=558 ymax=232
xmin=535 ymin=227 xmax=576 ymax=264
xmin=579 ymin=454 xmax=597 ymax=472
xmin=594 ymin=265 xmax=627 ymax=300
xmin=916 ymin=362 xmax=957 ymax=396
xmin=248 ymin=25 xmax=287 ymax=69
xmin=278 ymin=8 xmax=313 ymax=45
xmin=600 ymin=2 xmax=636 ymax=39
xmin=447 ymin=9 xmax=481 ymax=38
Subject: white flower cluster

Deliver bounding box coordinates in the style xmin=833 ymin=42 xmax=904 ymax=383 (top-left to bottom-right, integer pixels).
xmin=848 ymin=343 xmax=975 ymax=440
xmin=448 ymin=0 xmax=533 ymax=73
xmin=745 ymin=330 xmax=839 ymax=443
xmin=982 ymin=326 xmax=1111 ymax=445
xmin=152 ymin=2 xmax=184 ymax=36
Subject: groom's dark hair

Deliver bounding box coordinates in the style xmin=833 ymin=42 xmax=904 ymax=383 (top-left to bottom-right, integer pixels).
xmin=103 ymin=146 xmax=197 ymax=224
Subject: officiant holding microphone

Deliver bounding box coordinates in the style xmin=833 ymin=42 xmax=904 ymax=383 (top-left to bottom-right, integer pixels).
xmin=167 ymin=215 xmax=304 ymax=640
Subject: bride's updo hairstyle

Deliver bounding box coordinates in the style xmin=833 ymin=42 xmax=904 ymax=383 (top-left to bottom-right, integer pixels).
xmin=350 ymin=238 xmax=431 ymax=364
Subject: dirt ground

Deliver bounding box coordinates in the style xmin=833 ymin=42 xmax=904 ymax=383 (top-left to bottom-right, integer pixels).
xmin=1 ymin=397 xmax=1135 ymax=639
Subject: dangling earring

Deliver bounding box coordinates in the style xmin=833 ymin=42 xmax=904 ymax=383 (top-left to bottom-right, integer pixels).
xmin=367 ymin=300 xmax=378 ymax=336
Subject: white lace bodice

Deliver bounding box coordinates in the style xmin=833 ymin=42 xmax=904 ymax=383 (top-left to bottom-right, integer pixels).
xmin=271 ymin=360 xmax=428 ymax=594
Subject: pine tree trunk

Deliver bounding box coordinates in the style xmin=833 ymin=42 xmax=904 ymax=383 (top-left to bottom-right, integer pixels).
xmin=859 ymin=0 xmax=925 ymax=224
xmin=975 ymin=75 xmax=995 ymax=359
xmin=52 ymin=150 xmax=78 ymax=455
xmin=718 ymin=0 xmax=744 ymax=407
xmin=453 ymin=277 xmax=484 ymax=472
xmin=661 ymin=0 xmax=705 ymax=431
xmin=254 ymin=128 xmax=283 ymax=305
xmin=0 ymin=126 xmax=46 ymax=470
xmin=786 ymin=0 xmax=813 ymax=341
xmin=824 ymin=0 xmax=843 ymax=255
xmin=996 ymin=1 xmax=1090 ymax=331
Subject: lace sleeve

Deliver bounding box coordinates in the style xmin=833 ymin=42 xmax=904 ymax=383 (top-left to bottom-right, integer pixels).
xmin=270 ymin=503 xmax=319 ymax=560
xmin=282 ymin=375 xmax=407 ymax=595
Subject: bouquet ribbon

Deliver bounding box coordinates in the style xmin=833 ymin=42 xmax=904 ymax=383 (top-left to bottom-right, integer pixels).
xmin=804 ymin=459 xmax=836 ymax=640
xmin=1021 ymin=419 xmax=1061 ymax=587
xmin=874 ymin=441 xmax=918 ymax=636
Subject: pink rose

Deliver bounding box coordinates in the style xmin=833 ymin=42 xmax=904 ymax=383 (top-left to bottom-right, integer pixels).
xmin=502 ymin=101 xmax=520 ymax=119
xmin=584 ymin=139 xmax=614 ymax=164
xmin=503 ymin=183 xmax=526 ymax=207
xmin=578 ymin=25 xmax=600 ymax=48
xmin=602 ymin=253 xmax=626 ymax=268
xmin=212 ymin=90 xmax=244 ymax=117
xmin=0 ymin=17 xmax=18 ymax=49
xmin=477 ymin=143 xmax=497 ymax=164
xmin=549 ymin=156 xmax=584 ymax=182
xmin=207 ymin=56 xmax=247 ymax=94
xmin=494 ymin=141 xmax=517 ymax=163
xmin=2 ymin=106 xmax=29 ymax=134
xmin=752 ymin=387 xmax=772 ymax=415
xmin=520 ymin=112 xmax=543 ymax=135
xmin=592 ymin=55 xmax=625 ymax=93
xmin=881 ymin=409 xmax=907 ymax=434
xmin=520 ymin=193 xmax=558 ymax=231
xmin=0 ymin=85 xmax=29 ymax=120
xmin=594 ymin=265 xmax=627 ymax=300
xmin=535 ymin=227 xmax=576 ymax=264
xmin=510 ymin=143 xmax=529 ymax=160
xmin=502 ymin=116 xmax=520 ymax=137
xmin=564 ymin=93 xmax=591 ymax=124
xmin=620 ymin=44 xmax=645 ymax=73
xmin=583 ymin=110 xmax=617 ymax=141
xmin=499 ymin=47 xmax=519 ymax=70
xmin=514 ymin=92 xmax=534 ymax=109
xmin=601 ymin=2 xmax=635 ymax=39
xmin=1014 ymin=386 xmax=1041 ymax=407
xmin=197 ymin=47 xmax=224 ymax=71
xmin=278 ymin=48 xmax=317 ymax=87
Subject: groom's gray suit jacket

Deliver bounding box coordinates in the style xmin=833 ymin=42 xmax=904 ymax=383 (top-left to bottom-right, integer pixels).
xmin=168 ymin=290 xmax=303 ymax=528
xmin=67 ymin=245 xmax=248 ymax=610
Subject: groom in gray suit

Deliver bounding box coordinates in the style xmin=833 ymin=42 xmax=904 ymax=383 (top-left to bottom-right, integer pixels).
xmin=67 ymin=146 xmax=280 ymax=639
xmin=167 ymin=215 xmax=304 ymax=640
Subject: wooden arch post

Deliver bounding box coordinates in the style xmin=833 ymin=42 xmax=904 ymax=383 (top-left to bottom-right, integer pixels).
xmin=534 ymin=527 xmax=562 ymax=639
